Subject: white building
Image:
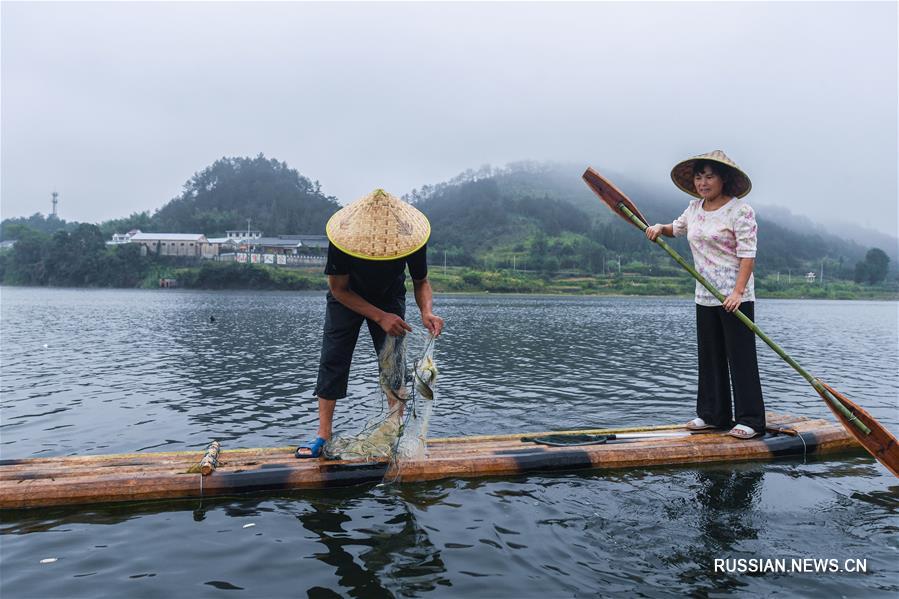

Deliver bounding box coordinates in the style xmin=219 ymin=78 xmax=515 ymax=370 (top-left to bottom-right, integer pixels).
xmin=107 ymin=229 xmax=141 ymax=245
xmin=206 ymin=237 xmax=242 ymax=252
xmin=129 ymin=232 xmax=217 ymax=258
xmin=225 ymin=230 xmax=262 ymax=241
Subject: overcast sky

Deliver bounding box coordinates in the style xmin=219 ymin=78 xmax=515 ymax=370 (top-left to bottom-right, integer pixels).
xmin=2 ymin=1 xmax=897 ymax=236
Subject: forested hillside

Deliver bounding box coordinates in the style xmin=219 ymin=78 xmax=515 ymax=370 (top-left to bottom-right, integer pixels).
xmin=2 ymin=158 xmax=895 ymax=286
xmin=125 ymin=154 xmax=340 ymax=236
xmin=409 ymin=163 xmax=892 ymax=279
xmin=2 ymin=155 xmax=340 ymax=241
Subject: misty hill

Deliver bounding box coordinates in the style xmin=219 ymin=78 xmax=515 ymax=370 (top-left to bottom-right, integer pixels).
xmin=154 ymin=154 xmax=340 ymax=236
xmin=2 ymin=155 xmax=340 ymax=244
xmin=409 ymin=162 xmax=895 ymax=277
xmin=752 ymin=204 xmax=899 ymax=261
xmin=3 ymin=157 xmax=894 ymax=281
xmin=90 ymin=155 xmax=340 ymax=239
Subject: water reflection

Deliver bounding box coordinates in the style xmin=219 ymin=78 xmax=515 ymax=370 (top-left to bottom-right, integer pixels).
xmin=694 ymin=467 xmax=764 ymax=547
xmin=300 ymin=502 xmax=394 ymax=598
xmin=682 ymin=467 xmax=765 ymax=593
xmin=297 ymin=489 xmax=450 ymax=598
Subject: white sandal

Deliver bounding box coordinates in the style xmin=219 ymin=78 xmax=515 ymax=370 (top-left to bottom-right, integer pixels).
xmin=728 ymin=424 xmax=761 ymax=440
xmin=686 ymin=417 xmax=716 ymax=431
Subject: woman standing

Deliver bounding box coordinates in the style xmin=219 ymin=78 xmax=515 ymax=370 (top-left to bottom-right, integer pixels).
xmin=645 ymin=150 xmax=765 ymax=439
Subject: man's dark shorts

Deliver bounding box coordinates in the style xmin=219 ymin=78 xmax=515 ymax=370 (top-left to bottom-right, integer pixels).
xmin=314 ymin=292 xmax=406 ymax=400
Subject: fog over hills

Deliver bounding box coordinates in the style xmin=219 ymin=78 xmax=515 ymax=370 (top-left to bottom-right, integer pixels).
xmin=753 ymin=205 xmax=899 ymax=263
xmin=409 ymin=162 xmax=897 ymax=265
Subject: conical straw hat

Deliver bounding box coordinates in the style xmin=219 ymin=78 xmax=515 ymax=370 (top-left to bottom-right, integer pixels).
xmin=670 ymin=150 xmax=752 ymax=198
xmin=325 ymin=189 xmax=431 ymax=260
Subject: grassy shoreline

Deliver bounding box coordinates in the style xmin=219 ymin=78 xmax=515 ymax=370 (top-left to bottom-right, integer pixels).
xmin=4 ymin=263 xmax=897 ymax=300
xmin=149 ymin=263 xmax=899 ymax=301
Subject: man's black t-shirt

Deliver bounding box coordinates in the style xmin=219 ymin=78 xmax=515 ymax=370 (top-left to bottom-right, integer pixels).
xmin=324 ymin=243 xmax=428 ymax=303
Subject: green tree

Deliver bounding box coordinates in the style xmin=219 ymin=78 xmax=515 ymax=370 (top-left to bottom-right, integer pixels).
xmin=0 ymin=223 xmax=161 ymax=288
xmin=529 ymin=231 xmax=548 ymax=271
xmin=67 ymin=224 xmax=107 ymax=285
xmin=2 ymin=223 xmax=35 ymax=240
xmin=855 ymin=248 xmax=890 ymax=284
xmin=153 ymin=154 xmax=340 ymax=235
xmin=96 ymin=244 xmax=152 ymax=287
xmin=1 ymin=213 xmax=75 ymax=240
xmin=3 ymin=229 xmax=49 ymax=284
xmin=542 ymin=256 xmax=560 ymax=274
xmin=45 ymin=230 xmax=73 ymax=284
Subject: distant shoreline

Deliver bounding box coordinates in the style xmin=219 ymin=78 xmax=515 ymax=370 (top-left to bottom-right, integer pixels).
xmin=2 ymin=265 xmax=897 ymax=302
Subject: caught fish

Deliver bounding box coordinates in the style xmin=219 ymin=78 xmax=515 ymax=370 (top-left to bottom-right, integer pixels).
xmin=396 ymin=335 xmax=438 ymax=460
xmin=414 ymin=355 xmax=438 ymax=400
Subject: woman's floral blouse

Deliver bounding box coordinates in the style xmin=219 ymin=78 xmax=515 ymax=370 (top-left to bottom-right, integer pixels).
xmin=672 ymin=198 xmax=758 ymax=307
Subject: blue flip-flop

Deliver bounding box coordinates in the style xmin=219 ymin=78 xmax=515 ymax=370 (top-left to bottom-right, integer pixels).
xmin=295 ymin=437 xmax=327 ymax=459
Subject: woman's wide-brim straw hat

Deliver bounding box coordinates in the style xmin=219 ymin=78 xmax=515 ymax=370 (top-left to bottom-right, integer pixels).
xmin=670 ymin=150 xmax=752 ymax=198
xmin=325 ymin=189 xmax=431 ymax=260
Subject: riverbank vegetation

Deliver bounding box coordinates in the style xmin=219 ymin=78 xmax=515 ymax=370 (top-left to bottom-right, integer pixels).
xmin=425 ymin=266 xmax=899 ymax=300
xmin=3 ymin=237 xmax=895 ymax=300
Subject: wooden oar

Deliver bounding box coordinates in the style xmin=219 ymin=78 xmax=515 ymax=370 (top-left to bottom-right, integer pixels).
xmin=582 ymin=167 xmax=899 ymax=478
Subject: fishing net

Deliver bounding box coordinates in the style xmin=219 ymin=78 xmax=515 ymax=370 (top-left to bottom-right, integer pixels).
xmin=395 ymin=335 xmax=438 ymax=460
xmin=324 ymin=333 xmax=438 ymax=462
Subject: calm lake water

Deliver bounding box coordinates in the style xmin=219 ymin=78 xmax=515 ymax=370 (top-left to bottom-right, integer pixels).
xmin=1 ymin=287 xmax=897 ymax=597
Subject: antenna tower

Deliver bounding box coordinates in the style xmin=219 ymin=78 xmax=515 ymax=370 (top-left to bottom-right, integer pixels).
xmin=51 ymin=191 xmax=59 ymax=218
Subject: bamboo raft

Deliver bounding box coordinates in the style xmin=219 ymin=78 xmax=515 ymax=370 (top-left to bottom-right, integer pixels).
xmin=0 ymin=413 xmax=861 ymax=509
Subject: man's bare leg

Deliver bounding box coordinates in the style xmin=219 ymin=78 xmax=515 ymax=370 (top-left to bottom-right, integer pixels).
xmin=316 ymin=397 xmax=336 ymax=440
xmin=296 ymin=397 xmax=336 ymax=457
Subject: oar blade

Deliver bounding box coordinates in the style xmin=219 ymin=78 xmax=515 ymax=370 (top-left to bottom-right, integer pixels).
xmin=582 ymin=167 xmax=650 ymax=228
xmin=817 ymin=381 xmax=899 ymax=477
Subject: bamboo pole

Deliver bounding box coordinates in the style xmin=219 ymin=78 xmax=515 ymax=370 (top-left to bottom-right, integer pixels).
xmin=199 ymin=441 xmax=221 ymax=475
xmin=431 ymin=423 xmax=685 ymax=444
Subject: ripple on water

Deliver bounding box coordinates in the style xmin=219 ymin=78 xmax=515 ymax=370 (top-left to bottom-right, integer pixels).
xmin=1 ymin=290 xmax=897 ymax=597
